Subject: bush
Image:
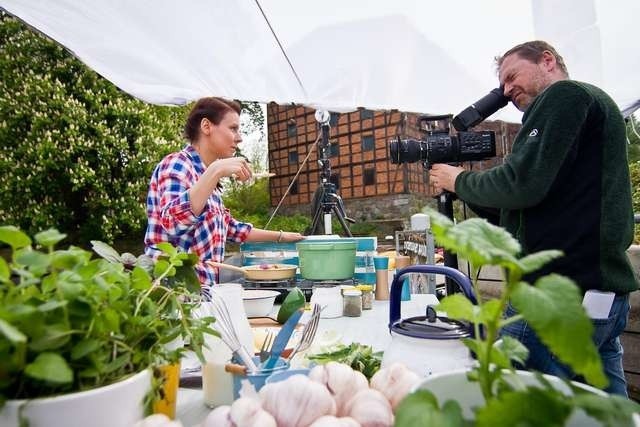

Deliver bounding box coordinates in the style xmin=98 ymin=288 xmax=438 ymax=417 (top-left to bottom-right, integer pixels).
xmin=0 ymin=13 xmax=187 ymax=244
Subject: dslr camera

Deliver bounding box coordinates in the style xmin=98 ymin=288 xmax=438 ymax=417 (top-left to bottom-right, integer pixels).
xmin=390 ymin=87 xmax=508 ymax=167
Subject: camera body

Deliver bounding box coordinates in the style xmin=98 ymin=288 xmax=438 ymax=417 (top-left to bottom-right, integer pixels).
xmin=390 ymin=114 xmax=496 ymax=167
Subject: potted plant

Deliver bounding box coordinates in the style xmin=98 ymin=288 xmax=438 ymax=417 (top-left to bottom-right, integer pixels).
xmin=394 ymin=210 xmax=640 ymax=427
xmin=0 ymin=226 xmax=216 ymax=427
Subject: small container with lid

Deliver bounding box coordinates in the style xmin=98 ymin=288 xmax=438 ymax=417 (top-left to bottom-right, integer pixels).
xmin=356 ymin=285 xmax=374 ymax=310
xmin=310 ymin=285 xmax=343 ymax=318
xmin=343 ymin=289 xmax=363 ymax=317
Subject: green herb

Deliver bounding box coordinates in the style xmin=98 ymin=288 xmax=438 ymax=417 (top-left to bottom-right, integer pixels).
xmin=307 ymin=343 xmax=382 ymax=379
xmin=394 ymin=210 xmax=640 ymax=426
xmin=0 ymin=225 xmax=217 ymax=404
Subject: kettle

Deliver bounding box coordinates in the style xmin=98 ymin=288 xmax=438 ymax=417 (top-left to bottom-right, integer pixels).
xmin=382 ymin=265 xmax=477 ymax=377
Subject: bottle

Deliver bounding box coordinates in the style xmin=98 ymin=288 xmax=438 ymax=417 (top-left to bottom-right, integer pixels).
xmin=357 ymin=284 xmax=374 ymax=310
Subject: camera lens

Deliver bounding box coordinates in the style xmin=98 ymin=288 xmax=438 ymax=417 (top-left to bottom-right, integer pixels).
xmin=389 ymin=139 xmax=424 ymax=164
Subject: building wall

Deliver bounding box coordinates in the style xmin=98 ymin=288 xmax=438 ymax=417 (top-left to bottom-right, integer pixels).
xmin=266 ymin=103 xmax=521 ymax=217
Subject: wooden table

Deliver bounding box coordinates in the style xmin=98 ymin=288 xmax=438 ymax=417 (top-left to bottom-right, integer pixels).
xmin=176 ymin=293 xmax=439 ymax=426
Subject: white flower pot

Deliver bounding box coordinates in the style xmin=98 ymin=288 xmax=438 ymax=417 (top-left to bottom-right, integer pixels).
xmin=0 ymin=369 xmax=151 ymax=427
xmin=415 ymin=369 xmax=606 ymax=426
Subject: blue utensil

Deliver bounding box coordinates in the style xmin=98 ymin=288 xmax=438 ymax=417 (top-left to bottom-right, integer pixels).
xmin=262 ymin=309 xmax=303 ymax=370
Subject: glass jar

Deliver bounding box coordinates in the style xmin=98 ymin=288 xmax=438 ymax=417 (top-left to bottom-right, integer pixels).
xmin=310 ymin=285 xmax=343 ymax=318
xmin=343 ymin=289 xmax=363 ymax=317
xmin=357 ymin=285 xmax=373 ymax=310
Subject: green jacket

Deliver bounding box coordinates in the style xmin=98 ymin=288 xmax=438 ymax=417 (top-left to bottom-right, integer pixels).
xmin=456 ymin=80 xmax=637 ymax=294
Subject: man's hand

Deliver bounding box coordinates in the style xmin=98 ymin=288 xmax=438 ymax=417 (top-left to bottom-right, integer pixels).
xmin=430 ymin=164 xmax=465 ymax=194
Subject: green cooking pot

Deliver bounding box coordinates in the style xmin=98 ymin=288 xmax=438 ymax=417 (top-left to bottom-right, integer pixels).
xmin=296 ymin=241 xmax=357 ymax=280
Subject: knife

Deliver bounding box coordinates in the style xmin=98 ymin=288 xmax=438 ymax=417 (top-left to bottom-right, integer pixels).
xmin=261 ymin=308 xmax=303 ymax=371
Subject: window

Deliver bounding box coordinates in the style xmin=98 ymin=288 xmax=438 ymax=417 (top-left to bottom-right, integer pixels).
xmin=287 ymin=122 xmax=297 ymax=138
xmin=330 ymin=112 xmax=340 ymax=127
xmin=364 ymin=168 xmax=376 ymax=186
xmin=330 ymin=173 xmax=340 ymax=189
xmin=360 ymin=109 xmax=373 ymax=120
xmin=362 ymin=135 xmax=375 ymax=151
xmin=288 ymin=151 xmax=298 ymax=164
xmin=290 ymin=181 xmax=298 ymax=195
xmin=330 ymin=143 xmax=340 ymax=157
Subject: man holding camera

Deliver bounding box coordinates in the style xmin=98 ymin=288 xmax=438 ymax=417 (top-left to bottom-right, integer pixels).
xmin=429 ymin=40 xmax=637 ymax=396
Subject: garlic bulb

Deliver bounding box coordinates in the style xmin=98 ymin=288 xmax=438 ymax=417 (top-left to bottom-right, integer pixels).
xmin=308 ymin=362 xmax=369 ymax=415
xmin=343 ymin=389 xmax=394 ymax=427
xmin=202 ymin=398 xmax=276 ymax=427
xmin=309 ymin=415 xmax=361 ymax=427
xmin=260 ymin=374 xmax=337 ymax=427
xmin=369 ymin=362 xmax=421 ymax=409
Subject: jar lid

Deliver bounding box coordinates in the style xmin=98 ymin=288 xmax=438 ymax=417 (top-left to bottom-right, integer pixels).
xmin=343 ymin=289 xmax=362 ymax=296
xmin=356 ymin=285 xmax=373 ymax=292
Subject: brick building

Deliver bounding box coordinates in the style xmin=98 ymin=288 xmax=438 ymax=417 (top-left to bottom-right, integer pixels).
xmin=266 ymin=103 xmax=521 ymax=222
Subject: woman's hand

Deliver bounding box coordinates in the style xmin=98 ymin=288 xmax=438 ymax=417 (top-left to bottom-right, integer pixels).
xmin=280 ymin=232 xmax=305 ymax=242
xmin=211 ymin=157 xmax=253 ymax=182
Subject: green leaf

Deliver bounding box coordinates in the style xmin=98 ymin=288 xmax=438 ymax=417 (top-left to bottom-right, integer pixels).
xmin=155 ymin=242 xmax=178 ymax=257
xmin=571 ymin=389 xmax=640 ymax=427
xmin=15 ymin=249 xmax=50 ymax=274
xmin=437 ymin=294 xmax=475 ymax=323
xmin=477 ymin=299 xmax=504 ymax=324
xmin=37 ymin=300 xmax=68 ymax=312
xmin=494 ymin=336 xmax=528 ymax=366
xmin=0 ymin=226 xmax=31 ymax=250
xmin=153 ymin=259 xmax=172 ymax=278
xmin=71 ymin=339 xmax=102 ymax=360
xmin=517 ymin=250 xmax=563 ymax=274
xmin=24 ymin=352 xmax=73 ymax=384
xmin=476 ymin=387 xmax=572 ymax=427
xmin=90 ymin=240 xmax=122 ymax=263
xmin=34 ymin=229 xmax=67 ymax=248
xmin=51 ymin=250 xmax=84 ymax=270
xmin=427 ymin=213 xmax=521 ymax=270
xmin=0 ymin=318 xmax=27 ymax=344
xmin=131 ymin=266 xmax=152 ymax=290
xmin=510 ymin=277 xmax=607 ymax=388
xmin=28 ymin=323 xmax=71 ymax=351
xmin=171 ymin=263 xmax=201 ymax=294
xmin=394 ymin=390 xmax=468 ymax=427
xmin=0 ymin=257 xmax=10 ymax=283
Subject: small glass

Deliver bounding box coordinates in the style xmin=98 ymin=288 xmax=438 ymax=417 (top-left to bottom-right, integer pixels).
xmin=357 ymin=285 xmax=374 ymax=310
xmin=343 ymin=289 xmax=363 ymax=317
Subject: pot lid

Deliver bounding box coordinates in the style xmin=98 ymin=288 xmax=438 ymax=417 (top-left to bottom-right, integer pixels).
xmin=390 ymin=305 xmax=471 ymax=340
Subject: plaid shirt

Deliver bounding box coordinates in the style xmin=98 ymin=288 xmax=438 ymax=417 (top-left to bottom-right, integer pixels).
xmin=144 ymin=145 xmax=252 ymax=289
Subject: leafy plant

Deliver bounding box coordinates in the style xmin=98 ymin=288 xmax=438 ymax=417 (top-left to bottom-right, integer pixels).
xmin=307 ymin=343 xmax=383 ymax=380
xmin=0 ymin=225 xmax=216 ymax=406
xmin=394 ymin=210 xmax=640 ymax=426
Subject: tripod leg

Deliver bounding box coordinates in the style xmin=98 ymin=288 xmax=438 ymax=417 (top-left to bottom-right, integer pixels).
xmin=310 ymin=203 xmax=324 ymax=235
xmin=332 ymin=205 xmax=353 ymax=237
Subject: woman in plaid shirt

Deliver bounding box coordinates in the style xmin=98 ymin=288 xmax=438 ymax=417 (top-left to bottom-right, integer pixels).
xmin=144 ymin=97 xmax=304 ymax=291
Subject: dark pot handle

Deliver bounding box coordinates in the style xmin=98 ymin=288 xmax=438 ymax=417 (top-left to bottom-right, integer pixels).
xmin=388 ymin=265 xmax=476 ymax=328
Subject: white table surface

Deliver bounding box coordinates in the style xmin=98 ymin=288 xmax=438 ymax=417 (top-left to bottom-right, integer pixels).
xmin=176 ymin=293 xmax=439 ymax=426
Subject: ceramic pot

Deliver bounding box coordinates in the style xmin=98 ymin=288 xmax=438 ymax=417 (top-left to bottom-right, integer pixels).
xmin=0 ymin=369 xmax=151 ymax=427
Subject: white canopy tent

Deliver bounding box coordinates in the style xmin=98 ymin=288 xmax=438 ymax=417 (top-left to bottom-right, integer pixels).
xmin=1 ymin=0 xmax=639 ymax=122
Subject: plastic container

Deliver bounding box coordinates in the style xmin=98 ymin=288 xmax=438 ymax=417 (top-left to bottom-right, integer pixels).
xmin=310 ymin=286 xmax=342 ymax=318
xmin=296 ymin=241 xmax=356 ymax=280
xmin=343 ymin=289 xmax=363 ymax=317
xmin=231 ymin=357 xmax=289 ymax=398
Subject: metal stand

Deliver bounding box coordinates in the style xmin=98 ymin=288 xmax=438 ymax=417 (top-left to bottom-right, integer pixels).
xmin=309 ymin=112 xmax=354 ymax=236
xmin=437 ymin=191 xmax=459 ymax=296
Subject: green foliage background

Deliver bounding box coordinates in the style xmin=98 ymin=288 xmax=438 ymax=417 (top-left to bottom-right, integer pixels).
xmin=0 ymin=13 xmax=187 ymax=244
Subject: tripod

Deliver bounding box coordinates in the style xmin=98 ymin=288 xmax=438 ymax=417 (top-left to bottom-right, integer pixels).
xmin=309 ymin=112 xmax=355 ymax=236
xmin=435 ymin=190 xmax=460 ymax=297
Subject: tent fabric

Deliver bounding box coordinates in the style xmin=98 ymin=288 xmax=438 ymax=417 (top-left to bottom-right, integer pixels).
xmin=1 ymin=0 xmax=638 ymax=122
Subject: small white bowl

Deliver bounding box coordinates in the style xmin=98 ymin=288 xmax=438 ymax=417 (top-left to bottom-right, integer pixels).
xmin=242 ymin=290 xmax=280 ymax=317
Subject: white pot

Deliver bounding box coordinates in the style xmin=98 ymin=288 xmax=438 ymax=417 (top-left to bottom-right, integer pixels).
xmin=414 ymin=369 xmax=607 ymax=426
xmin=382 ymin=332 xmax=474 ymax=377
xmin=242 ymin=289 xmax=279 ymax=317
xmin=0 ymin=369 xmax=151 ymax=427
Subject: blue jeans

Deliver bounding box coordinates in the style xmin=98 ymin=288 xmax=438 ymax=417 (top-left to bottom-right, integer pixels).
xmin=500 ymin=294 xmax=630 ymax=396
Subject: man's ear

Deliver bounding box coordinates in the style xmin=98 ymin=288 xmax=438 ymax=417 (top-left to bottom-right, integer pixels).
xmin=541 ymin=50 xmax=556 ymax=72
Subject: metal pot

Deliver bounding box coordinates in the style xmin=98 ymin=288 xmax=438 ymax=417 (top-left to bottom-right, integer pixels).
xmin=382 ymin=265 xmax=477 ymax=377
xmin=207 ymin=261 xmax=297 ymax=281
